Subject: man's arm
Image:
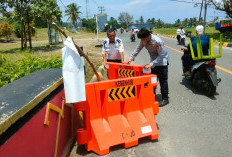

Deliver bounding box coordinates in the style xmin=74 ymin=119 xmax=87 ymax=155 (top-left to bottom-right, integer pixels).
xmin=120 ymin=52 xmax=124 ymax=63
xmin=102 ymin=41 xmax=107 ymax=62
xmin=118 ymin=39 xmax=125 ymax=63
xmin=127 ymin=42 xmax=144 ymax=63
xmin=102 ymin=54 xmax=107 ymax=62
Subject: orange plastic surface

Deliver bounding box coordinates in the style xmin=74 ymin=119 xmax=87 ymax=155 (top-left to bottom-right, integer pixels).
xmin=104 ymin=62 xmax=151 ymax=80
xmin=75 ymin=75 xmax=159 ymax=155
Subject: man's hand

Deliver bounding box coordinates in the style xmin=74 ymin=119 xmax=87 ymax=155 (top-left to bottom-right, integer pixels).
xmin=181 ymin=47 xmax=187 ymax=50
xmin=126 ymin=59 xmax=132 ymax=64
xmin=144 ymin=64 xmax=151 ymax=69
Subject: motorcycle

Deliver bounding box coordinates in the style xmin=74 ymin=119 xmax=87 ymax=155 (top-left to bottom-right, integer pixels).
xmin=130 ymin=32 xmax=135 ymax=42
xmin=120 ymin=28 xmax=124 ymax=34
xmin=177 ymin=33 xmax=186 ymax=45
xmin=182 ymin=53 xmax=221 ymax=96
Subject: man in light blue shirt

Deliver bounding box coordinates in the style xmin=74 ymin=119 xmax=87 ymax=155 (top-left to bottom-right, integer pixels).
xmin=127 ymin=28 xmax=169 ymax=107
xmin=102 ymin=29 xmax=124 ymax=63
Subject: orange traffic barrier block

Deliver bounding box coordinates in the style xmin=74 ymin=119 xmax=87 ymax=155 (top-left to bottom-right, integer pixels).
xmin=104 ymin=62 xmax=151 ymax=80
xmin=75 ymin=75 xmax=159 ymax=155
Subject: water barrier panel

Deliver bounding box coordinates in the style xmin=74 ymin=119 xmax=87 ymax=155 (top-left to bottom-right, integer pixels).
xmin=104 ymin=62 xmax=151 ymax=80
xmin=75 ymin=75 xmax=159 ymax=155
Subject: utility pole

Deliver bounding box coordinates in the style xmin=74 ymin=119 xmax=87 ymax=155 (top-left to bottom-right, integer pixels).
xmin=98 ymin=6 xmax=105 ymax=14
xmin=96 ymin=14 xmax=99 ymax=41
xmin=198 ymin=0 xmax=204 ymax=24
xmin=86 ymin=0 xmax=89 ymax=19
xmin=203 ymin=0 xmax=207 ymax=34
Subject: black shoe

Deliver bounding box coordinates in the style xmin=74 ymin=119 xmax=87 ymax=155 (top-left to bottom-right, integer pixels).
xmin=159 ymin=95 xmax=169 ymax=107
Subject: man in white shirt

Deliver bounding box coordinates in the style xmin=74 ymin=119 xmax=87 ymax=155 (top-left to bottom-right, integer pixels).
xmin=102 ymin=29 xmax=125 ymax=63
xmin=176 ymin=26 xmax=185 ymax=43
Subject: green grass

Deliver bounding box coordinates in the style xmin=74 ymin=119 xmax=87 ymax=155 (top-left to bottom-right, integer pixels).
xmin=153 ymin=26 xmax=231 ymax=42
xmin=0 ymin=27 xmax=105 ymax=87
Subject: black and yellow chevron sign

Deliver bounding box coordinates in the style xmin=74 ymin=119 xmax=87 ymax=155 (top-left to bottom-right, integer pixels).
xmin=108 ymin=86 xmax=136 ymax=102
xmin=118 ymin=69 xmax=135 ymax=77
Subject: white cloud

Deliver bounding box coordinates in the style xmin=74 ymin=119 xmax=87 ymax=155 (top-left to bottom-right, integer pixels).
xmin=124 ymin=0 xmax=151 ymax=7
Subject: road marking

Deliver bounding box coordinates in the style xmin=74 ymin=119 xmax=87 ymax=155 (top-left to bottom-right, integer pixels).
xmin=165 ymin=45 xmax=232 ymax=75
xmin=165 ymin=45 xmax=183 ymax=54
xmin=215 ymin=65 xmax=232 ymax=75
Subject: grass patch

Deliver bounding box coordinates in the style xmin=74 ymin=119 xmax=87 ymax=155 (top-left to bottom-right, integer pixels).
xmin=153 ymin=26 xmax=231 ymax=42
xmin=0 ymin=27 xmax=105 ymax=87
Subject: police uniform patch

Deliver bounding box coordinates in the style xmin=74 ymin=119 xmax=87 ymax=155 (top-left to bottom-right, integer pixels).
xmin=103 ymin=40 xmax=107 ymax=48
xmin=116 ymin=39 xmax=121 ymax=43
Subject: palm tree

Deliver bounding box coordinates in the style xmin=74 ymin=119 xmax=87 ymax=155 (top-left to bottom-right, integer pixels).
xmin=65 ymin=3 xmax=82 ymax=27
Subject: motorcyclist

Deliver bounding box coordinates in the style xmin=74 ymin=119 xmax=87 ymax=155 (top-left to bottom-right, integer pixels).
xmin=120 ymin=27 xmax=124 ymax=34
xmin=181 ymin=25 xmax=209 ymax=76
xmin=176 ymin=26 xmax=185 ymax=44
xmin=130 ymin=28 xmax=136 ymax=41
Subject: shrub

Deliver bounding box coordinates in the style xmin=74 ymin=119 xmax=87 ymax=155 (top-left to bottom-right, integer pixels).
xmin=0 ymin=56 xmax=62 ymax=87
xmin=0 ymin=22 xmax=13 ymax=41
xmin=12 ymin=23 xmax=36 ymax=38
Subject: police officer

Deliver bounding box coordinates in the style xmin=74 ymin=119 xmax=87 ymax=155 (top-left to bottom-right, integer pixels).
xmin=102 ymin=29 xmax=124 ymax=63
xmin=127 ymin=28 xmax=170 ymax=107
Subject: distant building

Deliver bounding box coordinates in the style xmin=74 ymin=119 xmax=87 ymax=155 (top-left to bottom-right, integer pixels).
xmin=95 ymin=14 xmax=108 ymax=32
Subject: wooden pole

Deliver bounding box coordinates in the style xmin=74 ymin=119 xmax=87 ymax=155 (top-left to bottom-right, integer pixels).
xmin=52 ymin=22 xmax=101 ymax=81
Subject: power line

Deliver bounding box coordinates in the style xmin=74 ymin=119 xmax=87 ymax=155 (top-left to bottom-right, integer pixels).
xmin=59 ymin=0 xmax=68 ymax=10
xmin=169 ymin=0 xmax=201 ymax=4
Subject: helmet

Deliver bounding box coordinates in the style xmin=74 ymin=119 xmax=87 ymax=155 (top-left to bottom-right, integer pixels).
xmin=196 ymin=25 xmax=204 ymax=32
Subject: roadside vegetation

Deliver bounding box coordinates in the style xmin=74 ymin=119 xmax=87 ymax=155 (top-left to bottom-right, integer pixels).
xmin=0 ymin=28 xmax=105 ymax=87
xmin=0 ymin=1 xmax=231 ymax=88
xmin=153 ymin=26 xmax=232 ymax=42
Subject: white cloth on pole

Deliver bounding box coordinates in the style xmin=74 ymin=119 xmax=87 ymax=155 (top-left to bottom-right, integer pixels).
xmin=62 ymin=37 xmax=86 ymax=103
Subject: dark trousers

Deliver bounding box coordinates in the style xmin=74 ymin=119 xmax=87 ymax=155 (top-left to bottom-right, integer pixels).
xmin=151 ymin=66 xmax=169 ymax=95
xmin=107 ymin=59 xmax=121 ymax=63
xmin=181 ymin=50 xmax=194 ymax=72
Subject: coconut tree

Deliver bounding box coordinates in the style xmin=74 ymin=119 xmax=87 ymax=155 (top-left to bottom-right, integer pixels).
xmin=65 ymin=3 xmax=82 ymax=27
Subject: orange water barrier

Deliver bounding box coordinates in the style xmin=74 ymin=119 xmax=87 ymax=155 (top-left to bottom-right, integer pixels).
xmin=75 ymin=75 xmax=159 ymax=155
xmin=104 ymin=62 xmax=151 ymax=80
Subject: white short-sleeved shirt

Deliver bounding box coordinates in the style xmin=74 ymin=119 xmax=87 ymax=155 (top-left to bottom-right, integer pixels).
xmin=177 ymin=29 xmax=185 ymax=35
xmin=102 ymin=37 xmax=124 ymax=60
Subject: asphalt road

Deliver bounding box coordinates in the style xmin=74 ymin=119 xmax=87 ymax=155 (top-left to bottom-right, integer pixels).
xmin=71 ymin=31 xmax=232 ymax=157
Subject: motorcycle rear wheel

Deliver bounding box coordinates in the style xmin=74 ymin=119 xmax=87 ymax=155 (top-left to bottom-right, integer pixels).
xmin=205 ymin=80 xmax=216 ymax=97
xmin=181 ymin=39 xmax=185 ymax=45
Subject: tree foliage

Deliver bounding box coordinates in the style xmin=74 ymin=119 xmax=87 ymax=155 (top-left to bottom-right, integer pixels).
xmin=31 ymin=0 xmax=62 ymax=27
xmin=140 ymin=16 xmax=144 ymax=23
xmin=65 ymin=3 xmax=82 ymax=27
xmin=0 ymin=0 xmax=62 ymax=48
xmin=209 ymin=0 xmax=232 ymax=18
xmin=104 ymin=17 xmax=120 ymax=31
xmin=81 ymin=18 xmax=96 ymax=31
xmin=0 ymin=21 xmax=13 ymax=41
xmin=118 ymin=12 xmax=133 ymax=28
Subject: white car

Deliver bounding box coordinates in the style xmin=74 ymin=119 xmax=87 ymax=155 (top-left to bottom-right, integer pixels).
xmin=133 ymin=27 xmax=139 ymax=33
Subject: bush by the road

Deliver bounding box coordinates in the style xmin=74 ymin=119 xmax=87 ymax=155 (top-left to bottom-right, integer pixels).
xmin=0 ymin=56 xmax=62 ymax=87
xmin=0 ymin=22 xmax=13 ymax=42
xmin=153 ymin=27 xmax=231 ymax=42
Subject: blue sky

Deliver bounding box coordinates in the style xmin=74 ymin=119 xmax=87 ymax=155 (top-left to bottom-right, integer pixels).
xmin=57 ymin=0 xmax=226 ymax=23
